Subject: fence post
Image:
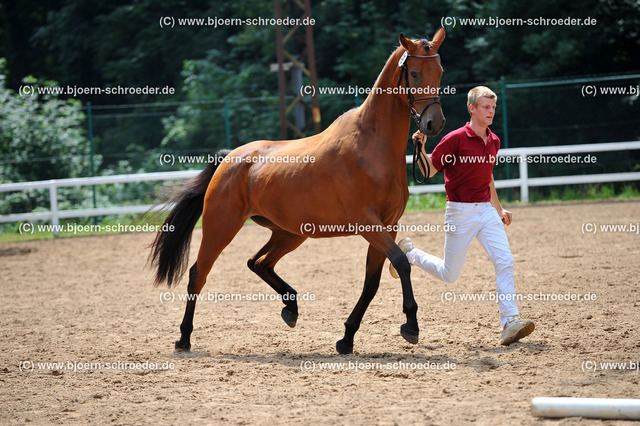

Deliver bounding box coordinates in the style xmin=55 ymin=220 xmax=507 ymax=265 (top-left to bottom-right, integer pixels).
xmin=49 ymin=181 xmax=59 ymax=237
xmin=500 ymin=76 xmax=511 ymax=201
xmin=224 ymin=96 xmax=231 ymax=149
xmin=87 ymin=101 xmax=97 ymax=224
xmin=519 ymin=153 xmax=529 ymax=204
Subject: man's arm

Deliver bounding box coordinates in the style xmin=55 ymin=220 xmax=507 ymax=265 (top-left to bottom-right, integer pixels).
xmin=490 ymin=174 xmax=512 ymax=226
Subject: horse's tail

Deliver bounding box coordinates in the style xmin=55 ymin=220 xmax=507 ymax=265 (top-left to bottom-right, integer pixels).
xmin=148 ymin=149 xmax=231 ymax=287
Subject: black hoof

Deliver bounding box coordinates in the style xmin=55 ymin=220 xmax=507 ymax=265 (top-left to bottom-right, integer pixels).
xmin=400 ymin=323 xmax=419 ymax=344
xmin=336 ymin=339 xmax=353 ymax=355
xmin=281 ymin=307 xmax=298 ymax=328
xmin=174 ymin=339 xmax=191 ymax=352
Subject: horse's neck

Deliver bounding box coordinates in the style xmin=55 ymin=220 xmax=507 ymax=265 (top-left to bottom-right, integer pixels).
xmin=355 ymin=61 xmax=411 ymax=152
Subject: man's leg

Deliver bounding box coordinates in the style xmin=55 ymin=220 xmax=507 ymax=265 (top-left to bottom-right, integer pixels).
xmin=404 ymin=203 xmax=480 ymax=283
xmin=476 ymin=205 xmax=534 ymax=345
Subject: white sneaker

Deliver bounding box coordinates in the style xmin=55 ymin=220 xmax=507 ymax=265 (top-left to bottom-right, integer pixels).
xmin=389 ymin=238 xmax=415 ymax=279
xmin=397 ymin=237 xmax=414 ymax=253
xmin=500 ymin=317 xmax=535 ymax=345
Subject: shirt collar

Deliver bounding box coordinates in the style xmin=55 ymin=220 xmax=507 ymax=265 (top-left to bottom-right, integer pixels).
xmin=464 ymin=122 xmax=496 ymax=142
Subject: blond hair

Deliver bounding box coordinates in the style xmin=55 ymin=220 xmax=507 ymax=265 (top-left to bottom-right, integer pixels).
xmin=467 ymin=86 xmax=497 ymax=115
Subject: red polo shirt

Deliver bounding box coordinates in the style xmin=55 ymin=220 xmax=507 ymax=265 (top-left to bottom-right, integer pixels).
xmin=430 ymin=122 xmax=500 ymax=202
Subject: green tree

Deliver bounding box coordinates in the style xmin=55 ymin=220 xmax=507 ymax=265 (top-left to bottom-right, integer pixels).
xmin=0 ymin=58 xmax=93 ymax=214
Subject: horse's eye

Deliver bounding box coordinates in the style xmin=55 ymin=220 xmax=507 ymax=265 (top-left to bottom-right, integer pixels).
xmin=410 ymin=71 xmax=418 ymax=78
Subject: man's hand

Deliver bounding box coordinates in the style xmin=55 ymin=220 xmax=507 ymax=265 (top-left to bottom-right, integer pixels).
xmin=412 ymin=130 xmax=437 ymax=178
xmin=498 ymin=208 xmax=512 ymax=226
xmin=412 ymin=130 xmax=426 ymax=145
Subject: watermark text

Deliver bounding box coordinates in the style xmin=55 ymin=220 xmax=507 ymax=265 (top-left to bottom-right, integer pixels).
xmin=19 ymin=359 xmax=175 ymax=373
xmin=160 ymin=16 xmax=315 ymax=29
xmin=582 ymin=360 xmax=640 ymax=373
xmin=441 ymin=291 xmax=597 ymax=304
xmin=300 ymin=84 xmax=456 ymax=98
xmin=441 ymin=16 xmax=597 ymax=29
xmin=18 ymin=222 xmax=174 ymax=235
xmin=300 ymin=359 xmax=456 ymax=372
xmin=300 ymin=222 xmax=455 ymax=235
xmin=159 ymin=153 xmax=316 ymax=166
xmin=581 ymin=222 xmax=639 ymax=235
xmin=19 ymin=84 xmax=175 ymax=98
xmin=438 ymin=153 xmax=597 ymax=166
xmin=159 ymin=291 xmax=316 ymax=304
xmin=581 ymin=84 xmax=639 ymax=97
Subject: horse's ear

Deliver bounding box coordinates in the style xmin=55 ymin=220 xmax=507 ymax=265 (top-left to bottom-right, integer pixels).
xmin=429 ymin=27 xmax=446 ymax=54
xmin=399 ymin=33 xmax=417 ymax=52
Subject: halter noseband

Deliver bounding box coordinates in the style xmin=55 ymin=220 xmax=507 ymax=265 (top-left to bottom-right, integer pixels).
xmin=396 ymin=49 xmax=441 ymax=184
xmin=396 ymin=50 xmax=441 ymax=127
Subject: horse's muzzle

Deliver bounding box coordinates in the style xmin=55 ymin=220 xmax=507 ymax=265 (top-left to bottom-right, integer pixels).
xmin=420 ymin=106 xmax=446 ymax=137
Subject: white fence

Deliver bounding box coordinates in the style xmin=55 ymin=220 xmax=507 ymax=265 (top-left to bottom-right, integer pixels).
xmin=408 ymin=141 xmax=640 ymax=203
xmin=1 ymin=141 xmax=639 ymax=235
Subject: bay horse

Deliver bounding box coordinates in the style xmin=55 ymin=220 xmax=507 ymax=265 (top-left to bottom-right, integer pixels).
xmin=149 ymin=28 xmax=446 ymax=355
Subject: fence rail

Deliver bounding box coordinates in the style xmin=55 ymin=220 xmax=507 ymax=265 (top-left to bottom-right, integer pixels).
xmin=408 ymin=141 xmax=640 ymax=204
xmin=1 ymin=141 xmax=639 ymax=236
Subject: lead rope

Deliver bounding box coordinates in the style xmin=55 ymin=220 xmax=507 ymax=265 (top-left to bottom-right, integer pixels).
xmin=412 ymin=138 xmax=430 ymax=184
xmin=399 ymin=63 xmax=431 ymax=184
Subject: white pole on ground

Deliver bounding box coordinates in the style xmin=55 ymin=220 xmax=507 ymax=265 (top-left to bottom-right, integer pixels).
xmin=531 ymin=397 xmax=640 ymax=419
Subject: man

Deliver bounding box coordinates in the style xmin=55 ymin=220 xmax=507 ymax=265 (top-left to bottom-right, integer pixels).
xmin=391 ymin=86 xmax=534 ymax=345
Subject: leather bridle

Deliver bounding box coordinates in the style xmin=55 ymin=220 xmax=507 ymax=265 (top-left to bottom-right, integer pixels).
xmin=396 ymin=50 xmax=441 ymax=184
xmin=396 ymin=50 xmax=441 ymax=128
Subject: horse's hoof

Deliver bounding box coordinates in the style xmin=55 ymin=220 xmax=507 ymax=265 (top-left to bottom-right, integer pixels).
xmin=281 ymin=307 xmax=298 ymax=328
xmin=400 ymin=324 xmax=419 ymax=344
xmin=336 ymin=339 xmax=353 ymax=355
xmin=174 ymin=340 xmax=191 ymax=352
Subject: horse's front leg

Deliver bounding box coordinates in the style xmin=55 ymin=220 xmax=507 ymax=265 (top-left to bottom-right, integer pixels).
xmin=336 ymin=229 xmax=418 ymax=355
xmin=336 ymin=243 xmax=386 ymax=355
xmin=372 ymin=230 xmax=419 ymax=344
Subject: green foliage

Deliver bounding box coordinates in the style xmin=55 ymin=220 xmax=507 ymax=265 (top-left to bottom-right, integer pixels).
xmin=405 ymin=193 xmax=448 ymax=211
xmin=0 ymin=58 xmax=93 ymax=214
xmin=0 ymin=60 xmax=89 ymax=181
xmin=620 ymin=185 xmax=640 ymax=199
xmin=0 ymin=0 xmax=639 ymax=223
xmin=160 ymin=48 xmax=280 ymax=154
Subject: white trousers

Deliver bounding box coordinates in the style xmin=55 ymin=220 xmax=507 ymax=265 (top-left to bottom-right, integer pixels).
xmin=406 ymin=201 xmax=519 ymax=327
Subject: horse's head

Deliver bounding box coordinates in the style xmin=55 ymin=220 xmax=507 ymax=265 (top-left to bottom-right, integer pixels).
xmin=397 ymin=28 xmax=446 ymax=136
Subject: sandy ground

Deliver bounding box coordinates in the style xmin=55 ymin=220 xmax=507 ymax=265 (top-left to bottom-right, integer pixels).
xmin=1 ymin=200 xmax=639 ymax=425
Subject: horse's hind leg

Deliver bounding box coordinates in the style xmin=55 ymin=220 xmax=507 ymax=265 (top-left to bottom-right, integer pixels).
xmin=247 ymin=229 xmax=307 ymax=328
xmin=175 ymin=262 xmax=199 ymax=351
xmin=175 ymin=211 xmax=247 ymax=352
